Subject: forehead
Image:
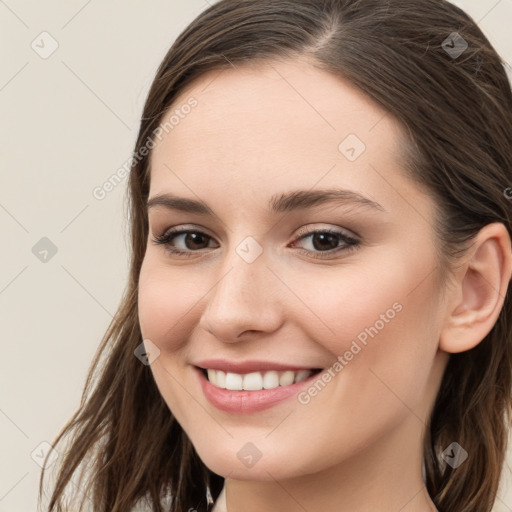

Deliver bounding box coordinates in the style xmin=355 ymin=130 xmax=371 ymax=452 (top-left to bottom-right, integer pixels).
xmin=148 ymin=59 xmax=422 ymax=217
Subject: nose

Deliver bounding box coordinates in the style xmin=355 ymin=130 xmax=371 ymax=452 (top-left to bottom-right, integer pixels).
xmin=198 ymin=240 xmax=284 ymax=342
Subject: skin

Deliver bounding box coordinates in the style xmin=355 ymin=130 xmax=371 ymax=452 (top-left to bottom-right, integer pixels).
xmin=137 ymin=58 xmax=512 ymax=512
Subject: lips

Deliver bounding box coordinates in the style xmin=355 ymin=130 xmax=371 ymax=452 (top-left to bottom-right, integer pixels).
xmin=194 ymin=365 xmax=325 ymax=413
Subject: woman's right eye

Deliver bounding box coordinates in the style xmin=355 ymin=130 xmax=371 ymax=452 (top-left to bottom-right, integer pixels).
xmin=151 ymin=229 xmax=217 ymax=257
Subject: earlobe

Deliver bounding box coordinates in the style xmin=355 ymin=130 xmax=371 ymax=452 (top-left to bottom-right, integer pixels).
xmin=439 ymin=223 xmax=512 ymax=354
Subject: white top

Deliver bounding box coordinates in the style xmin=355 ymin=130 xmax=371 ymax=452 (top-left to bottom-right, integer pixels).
xmin=211 ymin=481 xmax=227 ymax=512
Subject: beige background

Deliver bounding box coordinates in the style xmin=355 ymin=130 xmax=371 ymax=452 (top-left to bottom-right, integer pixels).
xmin=1 ymin=1 xmax=511 ymax=511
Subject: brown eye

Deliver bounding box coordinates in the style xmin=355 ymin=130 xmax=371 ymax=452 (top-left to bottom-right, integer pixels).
xmin=151 ymin=228 xmax=218 ymax=257
xmin=290 ymin=228 xmax=360 ymax=259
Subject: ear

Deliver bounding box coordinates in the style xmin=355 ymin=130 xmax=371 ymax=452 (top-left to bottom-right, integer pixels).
xmin=439 ymin=222 xmax=512 ymax=354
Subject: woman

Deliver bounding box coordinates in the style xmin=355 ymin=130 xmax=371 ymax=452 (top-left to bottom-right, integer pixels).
xmin=39 ymin=1 xmax=512 ymax=511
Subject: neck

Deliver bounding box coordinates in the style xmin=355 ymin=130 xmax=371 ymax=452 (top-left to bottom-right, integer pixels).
xmin=222 ymin=414 xmax=438 ymax=512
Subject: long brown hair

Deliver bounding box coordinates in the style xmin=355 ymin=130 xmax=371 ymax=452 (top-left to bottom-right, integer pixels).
xmin=39 ymin=1 xmax=512 ymax=510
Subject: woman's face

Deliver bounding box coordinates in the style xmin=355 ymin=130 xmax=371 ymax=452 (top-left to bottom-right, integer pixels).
xmin=138 ymin=59 xmax=451 ymax=481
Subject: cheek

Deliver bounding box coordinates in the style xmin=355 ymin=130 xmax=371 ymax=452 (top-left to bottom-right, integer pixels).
xmin=137 ymin=258 xmax=205 ymax=419
xmin=294 ymin=250 xmax=441 ymax=406
xmin=295 ymin=257 xmax=429 ymax=347
xmin=138 ymin=257 xmax=202 ymax=350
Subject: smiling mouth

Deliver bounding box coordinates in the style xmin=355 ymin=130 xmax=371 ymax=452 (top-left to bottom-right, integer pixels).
xmin=198 ymin=366 xmax=323 ymax=391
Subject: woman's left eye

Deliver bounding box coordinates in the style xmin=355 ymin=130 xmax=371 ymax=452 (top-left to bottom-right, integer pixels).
xmin=151 ymin=226 xmax=360 ymax=259
xmin=291 ymin=228 xmax=360 ymax=258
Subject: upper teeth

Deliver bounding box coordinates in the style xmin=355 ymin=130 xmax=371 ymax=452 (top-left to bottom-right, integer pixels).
xmin=206 ymin=369 xmax=314 ymax=390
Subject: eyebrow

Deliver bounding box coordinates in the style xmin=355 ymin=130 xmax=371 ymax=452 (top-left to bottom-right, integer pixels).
xmin=146 ymin=188 xmax=385 ymax=215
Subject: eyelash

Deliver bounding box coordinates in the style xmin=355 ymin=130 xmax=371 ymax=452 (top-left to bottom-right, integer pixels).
xmin=151 ymin=225 xmax=360 ymax=260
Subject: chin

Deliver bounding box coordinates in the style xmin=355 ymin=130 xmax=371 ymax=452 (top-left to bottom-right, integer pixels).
xmin=193 ymin=442 xmax=312 ymax=482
